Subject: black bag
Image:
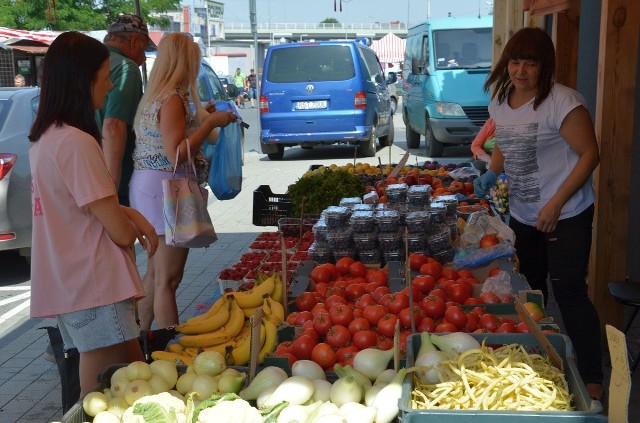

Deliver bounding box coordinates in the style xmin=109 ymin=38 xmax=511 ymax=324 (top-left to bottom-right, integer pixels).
xmin=43 ymin=326 xmax=80 ymax=414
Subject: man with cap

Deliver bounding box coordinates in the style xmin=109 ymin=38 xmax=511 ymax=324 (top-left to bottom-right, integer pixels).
xmin=96 ymin=14 xmax=151 ymax=206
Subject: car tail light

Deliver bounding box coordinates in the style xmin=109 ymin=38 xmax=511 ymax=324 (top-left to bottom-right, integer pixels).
xmin=259 ymin=95 xmax=269 ymax=113
xmin=354 ymin=91 xmax=367 ymax=109
xmin=0 ymin=153 xmax=17 ymax=181
xmin=0 ymin=232 xmax=16 ymax=242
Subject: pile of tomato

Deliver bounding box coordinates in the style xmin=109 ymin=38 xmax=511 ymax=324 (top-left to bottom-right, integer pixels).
xmin=275 ymin=254 xmax=533 ymax=371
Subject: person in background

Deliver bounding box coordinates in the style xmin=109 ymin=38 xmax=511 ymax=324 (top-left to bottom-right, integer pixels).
xmin=245 ymin=68 xmax=257 ymax=108
xmin=233 ymin=67 xmax=246 ymax=108
xmin=130 ymin=33 xmax=237 ymax=331
xmin=28 ymin=31 xmax=158 ymax=396
xmin=96 ymin=14 xmax=151 ymax=206
xmin=14 ymin=74 xmax=26 ymax=87
xmin=470 ymin=117 xmax=496 ymax=171
xmin=474 ymin=27 xmax=603 ymax=400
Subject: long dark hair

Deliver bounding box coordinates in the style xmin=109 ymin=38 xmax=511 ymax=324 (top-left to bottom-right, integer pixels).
xmin=484 ymin=27 xmax=555 ymax=110
xmin=29 ymin=31 xmax=109 ymax=143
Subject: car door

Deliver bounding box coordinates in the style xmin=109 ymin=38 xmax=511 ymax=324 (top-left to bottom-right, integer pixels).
xmin=359 ymin=47 xmax=392 ymax=132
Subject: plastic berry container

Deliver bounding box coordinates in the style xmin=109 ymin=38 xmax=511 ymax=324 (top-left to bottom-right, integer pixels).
xmin=383 ymin=250 xmax=404 ymax=264
xmin=445 ymin=217 xmax=458 ymax=241
xmin=323 ymin=206 xmax=351 ymax=229
xmin=405 ymin=211 xmax=431 ymax=233
xmin=433 ymin=248 xmax=455 ymax=264
xmin=427 ymin=225 xmax=453 ymax=254
xmin=350 ymin=210 xmax=376 ymax=233
xmin=339 ymin=197 xmax=363 ymax=209
xmin=358 ymin=249 xmax=381 ymax=264
xmin=428 ymin=202 xmax=448 ymax=224
xmin=385 ymin=183 xmax=409 ymax=204
xmin=308 ymin=242 xmax=333 ymax=264
xmin=375 ymin=209 xmax=401 ymax=232
xmin=407 ymin=185 xmax=432 ymax=208
xmin=378 ymin=231 xmax=402 ymax=252
xmin=333 ymin=249 xmax=356 ymax=262
xmin=327 ymin=228 xmax=353 ymax=251
xmin=312 ymin=219 xmax=329 ymax=243
xmin=352 ymin=203 xmax=374 ymax=212
xmin=352 ymin=230 xmax=378 ymax=251
xmin=438 ymin=194 xmax=459 ymax=217
xmin=406 ymin=232 xmax=427 ymax=253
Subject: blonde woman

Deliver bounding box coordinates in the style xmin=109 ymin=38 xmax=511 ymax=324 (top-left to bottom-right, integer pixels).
xmin=130 ymin=32 xmax=237 ymax=331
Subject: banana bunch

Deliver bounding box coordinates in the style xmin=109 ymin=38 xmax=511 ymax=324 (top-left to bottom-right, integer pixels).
xmin=168 ymin=273 xmax=285 ymax=366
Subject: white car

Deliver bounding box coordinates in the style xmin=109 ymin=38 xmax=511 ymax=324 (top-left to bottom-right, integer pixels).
xmin=0 ymin=87 xmax=39 ymax=259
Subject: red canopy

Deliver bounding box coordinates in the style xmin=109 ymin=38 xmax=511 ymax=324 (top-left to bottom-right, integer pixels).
xmin=371 ymin=33 xmax=406 ymax=64
xmin=0 ymin=27 xmax=59 ymax=45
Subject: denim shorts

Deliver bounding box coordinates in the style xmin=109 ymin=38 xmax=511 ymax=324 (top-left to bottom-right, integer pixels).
xmin=57 ymin=299 xmax=140 ymax=353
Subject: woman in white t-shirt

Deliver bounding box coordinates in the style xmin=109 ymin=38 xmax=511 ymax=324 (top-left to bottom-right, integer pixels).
xmin=28 ymin=32 xmax=158 ymax=396
xmin=474 ymin=27 xmax=603 ymax=400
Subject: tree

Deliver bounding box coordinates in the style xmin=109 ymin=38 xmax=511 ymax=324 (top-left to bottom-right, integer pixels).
xmin=321 ymin=18 xmax=340 ymax=24
xmin=0 ymin=0 xmax=179 ymax=31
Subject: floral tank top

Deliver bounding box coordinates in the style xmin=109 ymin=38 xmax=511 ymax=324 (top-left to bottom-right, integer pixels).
xmin=133 ymin=86 xmax=208 ymax=183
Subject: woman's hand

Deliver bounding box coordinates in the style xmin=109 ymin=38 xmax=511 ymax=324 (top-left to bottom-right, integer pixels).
xmin=122 ymin=206 xmax=159 ymax=258
xmin=535 ymin=200 xmax=562 ymax=233
xmin=207 ymin=110 xmax=237 ymax=128
xmin=478 ymin=152 xmax=492 ymax=164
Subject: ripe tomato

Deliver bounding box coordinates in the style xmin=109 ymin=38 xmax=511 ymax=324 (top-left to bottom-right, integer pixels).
xmin=291 ymin=334 xmax=317 ymax=360
xmin=310 ymin=266 xmax=331 ymax=284
xmin=479 ymin=234 xmax=500 ymax=248
xmin=335 ymin=257 xmax=355 ymax=275
xmin=430 ymin=288 xmax=448 ymax=302
xmin=412 ymin=275 xmax=436 ymax=295
xmin=496 ymin=321 xmax=517 ymax=333
xmin=444 ymin=305 xmax=468 ymax=330
xmin=373 ymin=286 xmax=391 ymax=303
xmin=365 ymin=269 xmax=388 ymax=286
xmin=311 ymin=343 xmax=336 ymax=369
xmin=326 ymin=325 xmax=352 ymax=349
xmin=294 ymin=292 xmax=317 ymax=312
xmin=421 ymin=295 xmax=446 ymax=319
xmin=457 ymin=269 xmax=475 ymax=279
xmin=286 ymin=311 xmax=299 ymax=326
xmin=349 ymin=261 xmax=367 ymax=278
xmin=351 ymin=330 xmax=378 ymax=350
xmin=464 ymin=312 xmax=479 ymax=332
xmin=324 ymin=294 xmax=347 ymax=310
xmin=274 ymin=340 xmax=293 ymax=356
xmin=312 ymin=312 xmax=332 ymax=336
xmin=311 ymin=303 xmax=327 ymax=317
xmin=417 ymin=316 xmax=436 ymax=333
xmin=294 ymin=311 xmax=313 ymax=327
xmin=377 ymin=314 xmax=398 ymax=337
xmin=398 ymin=306 xmax=425 ymax=329
xmin=377 ymin=334 xmax=394 ymax=350
xmin=314 ymin=282 xmax=329 ymax=297
xmin=344 ymin=283 xmax=366 ymax=301
xmin=348 ymin=317 xmax=371 ymax=334
xmin=516 ymin=322 xmax=531 ymax=333
xmin=409 ymin=253 xmax=430 ymax=271
xmin=419 ymin=262 xmax=442 ymax=279
xmin=441 ymin=268 xmax=459 ymax=280
xmin=387 ymin=292 xmax=410 ymax=315
xmin=355 ymin=293 xmax=376 ymax=310
xmin=479 ymin=313 xmax=500 ymax=332
xmin=488 ymin=266 xmax=501 ymax=277
xmin=479 ymin=291 xmax=501 ymax=304
xmin=471 ymin=306 xmax=487 ymax=316
xmin=329 ymin=304 xmax=354 ymax=327
xmin=449 ymin=282 xmax=473 ymax=304
xmin=300 ymin=327 xmax=320 ymax=344
xmin=335 ymin=345 xmax=359 ymax=362
xmin=377 ymin=293 xmax=392 ymax=308
xmin=464 ymin=297 xmax=484 ymax=305
xmin=434 ymin=322 xmax=458 ymax=333
xmin=363 ymin=304 xmax=388 ymax=326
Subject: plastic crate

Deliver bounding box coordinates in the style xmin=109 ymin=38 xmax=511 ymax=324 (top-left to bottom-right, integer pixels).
xmin=61 ymin=402 xmax=86 ymax=423
xmin=400 ymin=333 xmax=604 ymax=422
xmin=252 ymin=185 xmax=292 ymax=226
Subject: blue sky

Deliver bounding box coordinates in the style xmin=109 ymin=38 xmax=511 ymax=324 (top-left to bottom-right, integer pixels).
xmin=201 ymin=0 xmax=493 ymax=27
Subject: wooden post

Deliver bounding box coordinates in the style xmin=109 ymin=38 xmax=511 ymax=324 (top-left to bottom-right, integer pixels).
xmin=590 ymin=0 xmax=640 ymax=328
xmin=552 ymin=0 xmax=581 ymax=89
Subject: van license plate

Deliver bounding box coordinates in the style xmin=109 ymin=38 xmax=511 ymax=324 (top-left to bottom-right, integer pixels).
xmin=295 ymin=100 xmax=327 ymax=110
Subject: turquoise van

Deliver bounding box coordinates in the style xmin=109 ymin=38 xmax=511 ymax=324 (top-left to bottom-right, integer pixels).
xmin=403 ymin=16 xmax=492 ymax=157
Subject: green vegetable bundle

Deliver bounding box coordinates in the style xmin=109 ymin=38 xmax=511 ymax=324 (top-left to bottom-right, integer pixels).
xmin=287 ymin=169 xmax=365 ymax=217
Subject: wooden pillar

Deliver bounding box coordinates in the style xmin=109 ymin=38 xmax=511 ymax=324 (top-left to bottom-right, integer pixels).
xmin=590 ymin=0 xmax=640 ymax=328
xmin=552 ymin=0 xmax=581 ymax=89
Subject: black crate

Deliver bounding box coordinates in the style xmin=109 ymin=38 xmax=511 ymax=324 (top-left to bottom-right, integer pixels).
xmin=252 ymin=185 xmax=292 ymax=226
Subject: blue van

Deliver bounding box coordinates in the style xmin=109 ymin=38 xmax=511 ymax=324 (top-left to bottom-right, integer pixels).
xmin=403 ymin=16 xmax=492 ymax=157
xmin=259 ymin=41 xmax=395 ymax=160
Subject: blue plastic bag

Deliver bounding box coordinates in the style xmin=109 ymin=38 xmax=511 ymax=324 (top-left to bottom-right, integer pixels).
xmin=204 ymin=101 xmax=243 ymax=200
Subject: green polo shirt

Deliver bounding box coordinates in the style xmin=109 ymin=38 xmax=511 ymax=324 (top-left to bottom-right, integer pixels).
xmin=95 ymin=44 xmax=143 ymax=205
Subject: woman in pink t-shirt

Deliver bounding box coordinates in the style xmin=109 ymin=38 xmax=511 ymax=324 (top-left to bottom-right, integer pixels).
xmin=29 ymin=32 xmax=158 ymax=396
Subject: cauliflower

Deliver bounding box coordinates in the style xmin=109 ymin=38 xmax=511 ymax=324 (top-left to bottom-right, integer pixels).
xmin=121 ymin=392 xmax=187 ymax=423
xmin=196 ymin=398 xmax=262 ymax=423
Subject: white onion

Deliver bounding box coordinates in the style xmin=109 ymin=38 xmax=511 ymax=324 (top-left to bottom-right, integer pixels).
xmin=292 ymin=359 xmax=327 ymax=380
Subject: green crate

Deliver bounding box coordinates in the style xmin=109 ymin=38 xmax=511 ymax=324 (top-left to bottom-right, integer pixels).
xmin=401 ymin=333 xmax=604 ymax=421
